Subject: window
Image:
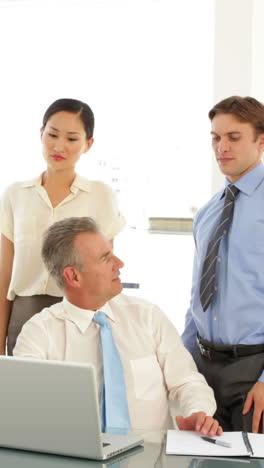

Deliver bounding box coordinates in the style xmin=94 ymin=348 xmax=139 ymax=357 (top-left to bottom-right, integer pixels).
xmin=0 ymin=0 xmax=214 ymax=330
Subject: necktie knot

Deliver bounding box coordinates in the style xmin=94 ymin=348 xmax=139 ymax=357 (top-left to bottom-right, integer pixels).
xmin=93 ymin=311 xmax=110 ymax=328
xmin=225 ymin=184 xmax=240 ymax=202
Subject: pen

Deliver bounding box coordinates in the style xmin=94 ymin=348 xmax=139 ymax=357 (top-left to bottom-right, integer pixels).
xmin=201 ymin=436 xmax=232 ymax=448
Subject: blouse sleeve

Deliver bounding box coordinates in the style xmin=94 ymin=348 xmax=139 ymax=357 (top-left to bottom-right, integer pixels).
xmin=94 ymin=182 xmax=126 ymax=239
xmin=0 ymin=184 xmax=15 ymax=242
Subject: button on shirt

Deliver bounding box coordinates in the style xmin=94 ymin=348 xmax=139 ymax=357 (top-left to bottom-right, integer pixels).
xmin=14 ymin=294 xmax=216 ymax=430
xmin=182 ymin=163 xmax=264 ymax=382
xmin=0 ymin=174 xmax=125 ymax=300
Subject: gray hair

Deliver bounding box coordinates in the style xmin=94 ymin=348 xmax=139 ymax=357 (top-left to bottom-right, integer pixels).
xmin=41 ymin=217 xmax=99 ymax=289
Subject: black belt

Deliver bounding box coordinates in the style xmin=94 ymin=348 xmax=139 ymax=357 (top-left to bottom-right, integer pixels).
xmin=196 ymin=335 xmax=264 ymax=361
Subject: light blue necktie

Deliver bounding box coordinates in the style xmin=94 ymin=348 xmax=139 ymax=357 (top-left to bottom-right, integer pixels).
xmin=93 ymin=311 xmax=131 ymax=433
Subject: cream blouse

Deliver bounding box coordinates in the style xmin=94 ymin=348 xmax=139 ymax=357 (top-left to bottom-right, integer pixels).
xmin=0 ymin=174 xmax=125 ymax=300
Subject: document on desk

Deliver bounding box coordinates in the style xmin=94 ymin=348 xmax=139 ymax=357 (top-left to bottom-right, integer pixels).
xmin=166 ymin=431 xmax=264 ymax=458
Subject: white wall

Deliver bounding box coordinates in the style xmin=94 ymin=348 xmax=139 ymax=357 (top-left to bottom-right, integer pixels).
xmin=0 ymin=0 xmax=215 ymax=221
xmin=211 ymin=0 xmax=264 ymax=195
xmin=252 ymin=0 xmax=264 ymax=102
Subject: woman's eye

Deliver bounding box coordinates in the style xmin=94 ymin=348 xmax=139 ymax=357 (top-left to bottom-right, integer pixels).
xmin=48 ymin=133 xmax=57 ymax=138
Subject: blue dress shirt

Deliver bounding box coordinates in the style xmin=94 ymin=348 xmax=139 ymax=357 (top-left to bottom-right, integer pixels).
xmin=182 ymin=162 xmax=264 ymax=382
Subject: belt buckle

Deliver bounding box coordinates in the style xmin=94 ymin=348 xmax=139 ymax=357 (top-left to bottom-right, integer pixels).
xmin=199 ymin=342 xmax=212 ymax=360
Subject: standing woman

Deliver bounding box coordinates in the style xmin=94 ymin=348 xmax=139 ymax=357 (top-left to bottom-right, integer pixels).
xmin=0 ymin=98 xmax=125 ymax=355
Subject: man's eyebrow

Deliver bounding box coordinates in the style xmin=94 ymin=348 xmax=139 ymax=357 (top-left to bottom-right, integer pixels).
xmin=49 ymin=126 xmax=81 ymax=135
xmin=210 ymin=131 xmax=242 ymax=136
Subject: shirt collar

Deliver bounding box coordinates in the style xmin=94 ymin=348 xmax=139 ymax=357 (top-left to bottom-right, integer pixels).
xmin=70 ymin=174 xmax=93 ymax=194
xmin=21 ymin=174 xmax=42 ymax=188
xmin=220 ymin=162 xmax=264 ymax=199
xmin=56 ymin=297 xmax=116 ymax=334
xmin=20 ymin=173 xmax=93 ymax=193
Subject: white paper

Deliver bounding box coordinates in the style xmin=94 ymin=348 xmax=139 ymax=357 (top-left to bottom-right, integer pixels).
xmin=166 ymin=431 xmax=250 ymax=457
xmin=248 ymin=433 xmax=264 ymax=458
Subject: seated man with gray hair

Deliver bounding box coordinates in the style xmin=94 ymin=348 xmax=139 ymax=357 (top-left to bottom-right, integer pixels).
xmin=14 ymin=217 xmax=221 ymax=435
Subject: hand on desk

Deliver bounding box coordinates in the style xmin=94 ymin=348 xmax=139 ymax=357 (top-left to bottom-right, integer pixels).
xmin=243 ymin=381 xmax=264 ymax=433
xmin=176 ymin=411 xmax=223 ymax=436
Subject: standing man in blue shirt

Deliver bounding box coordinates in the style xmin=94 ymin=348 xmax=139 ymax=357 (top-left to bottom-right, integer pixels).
xmin=182 ymin=96 xmax=264 ymax=433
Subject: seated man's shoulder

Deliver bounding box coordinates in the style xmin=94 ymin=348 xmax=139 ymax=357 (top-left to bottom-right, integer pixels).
xmin=111 ymin=292 xmax=157 ymax=309
xmin=25 ymin=302 xmax=63 ymax=327
xmin=109 ymin=293 xmax=164 ymax=323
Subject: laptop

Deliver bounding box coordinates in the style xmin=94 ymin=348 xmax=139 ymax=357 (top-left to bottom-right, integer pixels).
xmin=0 ymin=444 xmax=144 ymax=468
xmin=0 ymin=356 xmax=143 ymax=460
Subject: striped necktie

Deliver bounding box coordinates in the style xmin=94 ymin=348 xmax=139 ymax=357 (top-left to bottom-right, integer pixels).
xmin=93 ymin=311 xmax=131 ymax=433
xmin=200 ymin=184 xmax=240 ymax=311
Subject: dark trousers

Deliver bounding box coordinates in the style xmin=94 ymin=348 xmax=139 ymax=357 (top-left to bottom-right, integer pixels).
xmin=193 ymin=343 xmax=264 ymax=431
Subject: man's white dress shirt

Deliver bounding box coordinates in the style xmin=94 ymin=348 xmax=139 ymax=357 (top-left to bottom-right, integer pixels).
xmin=14 ymin=294 xmax=216 ymax=430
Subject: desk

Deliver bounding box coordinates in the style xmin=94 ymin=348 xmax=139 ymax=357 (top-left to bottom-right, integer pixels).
xmin=0 ymin=432 xmax=263 ymax=468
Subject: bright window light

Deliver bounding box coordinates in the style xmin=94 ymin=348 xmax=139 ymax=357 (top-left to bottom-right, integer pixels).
xmin=0 ymin=0 xmax=214 ymax=329
xmin=0 ymin=0 xmax=214 ymax=221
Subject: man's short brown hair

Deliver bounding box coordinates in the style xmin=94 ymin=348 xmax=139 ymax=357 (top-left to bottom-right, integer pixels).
xmin=209 ymin=96 xmax=264 ymax=137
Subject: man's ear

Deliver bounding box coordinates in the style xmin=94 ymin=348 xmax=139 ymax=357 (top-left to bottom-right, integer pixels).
xmin=258 ymin=133 xmax=264 ymax=152
xmin=63 ymin=266 xmax=81 ymax=288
